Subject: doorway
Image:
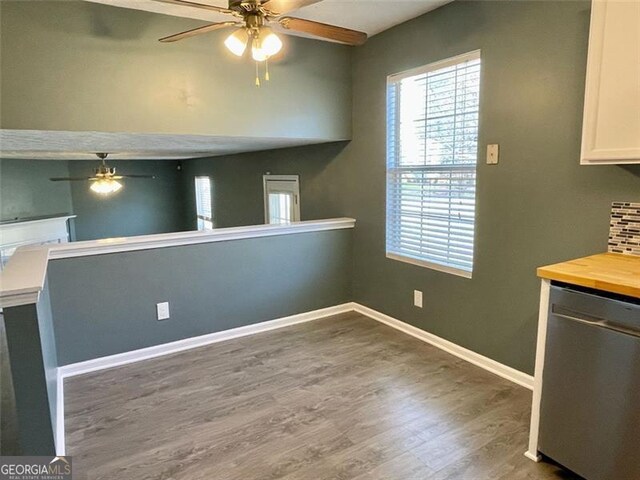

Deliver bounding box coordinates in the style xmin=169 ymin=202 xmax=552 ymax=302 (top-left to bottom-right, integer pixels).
xmin=263 ymin=175 xmax=300 ymax=225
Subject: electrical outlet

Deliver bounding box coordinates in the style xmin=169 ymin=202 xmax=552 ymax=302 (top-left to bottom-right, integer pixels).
xmin=413 ymin=290 xmax=423 ymax=308
xmin=486 ymin=144 xmax=499 ymax=165
xmin=156 ymin=302 xmax=170 ymax=321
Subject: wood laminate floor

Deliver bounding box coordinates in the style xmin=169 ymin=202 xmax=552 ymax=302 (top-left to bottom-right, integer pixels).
xmin=65 ymin=312 xmax=580 ymax=480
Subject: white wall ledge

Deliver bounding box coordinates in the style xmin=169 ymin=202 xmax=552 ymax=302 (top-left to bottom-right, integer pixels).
xmin=0 ymin=214 xmax=76 ymax=228
xmin=0 ymin=218 xmax=356 ymax=308
xmin=0 ymin=248 xmax=50 ymax=308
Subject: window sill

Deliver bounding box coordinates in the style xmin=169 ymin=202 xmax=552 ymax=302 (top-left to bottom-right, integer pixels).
xmin=386 ymin=252 xmax=473 ymax=279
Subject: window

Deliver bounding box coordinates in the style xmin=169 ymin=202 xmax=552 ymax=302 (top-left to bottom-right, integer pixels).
xmin=263 ymin=175 xmax=300 ymax=225
xmin=195 ymin=176 xmax=213 ymax=230
xmin=386 ymin=50 xmax=481 ymax=278
xmin=268 ymin=193 xmax=293 ymax=224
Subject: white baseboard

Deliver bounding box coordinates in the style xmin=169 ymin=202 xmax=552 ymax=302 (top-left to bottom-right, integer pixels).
xmin=352 ymin=303 xmax=534 ymax=390
xmin=54 ymin=300 xmax=533 ymax=456
xmin=524 ymin=451 xmax=541 ymax=462
xmin=55 ymin=369 xmax=65 ymax=456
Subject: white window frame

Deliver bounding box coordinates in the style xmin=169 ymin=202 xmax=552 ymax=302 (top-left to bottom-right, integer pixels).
xmin=262 ymin=175 xmax=300 ymax=224
xmin=194 ymin=176 xmax=213 ymax=230
xmin=385 ymin=50 xmax=481 ymax=279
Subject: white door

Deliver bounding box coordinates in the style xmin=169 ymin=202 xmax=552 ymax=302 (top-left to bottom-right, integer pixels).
xmin=263 ymin=175 xmax=300 ymax=224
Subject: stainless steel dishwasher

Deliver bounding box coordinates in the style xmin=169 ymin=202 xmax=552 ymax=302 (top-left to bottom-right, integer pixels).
xmin=538 ymin=284 xmax=640 ymax=480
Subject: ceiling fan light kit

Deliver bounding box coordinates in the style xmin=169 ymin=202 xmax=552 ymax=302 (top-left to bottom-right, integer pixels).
xmin=258 ymin=30 xmax=283 ymax=57
xmin=249 ymin=27 xmax=282 ymax=61
xmin=224 ymin=29 xmax=249 ymax=56
xmin=155 ymin=0 xmax=367 ymax=86
xmin=223 ymin=25 xmax=283 ymax=84
xmin=90 ymin=178 xmax=123 ymax=195
xmin=49 ymin=153 xmax=155 ymax=197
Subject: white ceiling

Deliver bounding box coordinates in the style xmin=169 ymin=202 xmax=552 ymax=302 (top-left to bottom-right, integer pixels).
xmin=0 ymin=130 xmax=332 ymax=160
xmin=87 ymin=0 xmax=452 ymax=37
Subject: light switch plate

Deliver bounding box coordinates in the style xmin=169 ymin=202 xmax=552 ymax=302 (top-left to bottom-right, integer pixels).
xmin=487 ymin=144 xmax=499 ymax=164
xmin=414 ymin=290 xmax=423 ymax=308
xmin=156 ymin=302 xmax=170 ymax=321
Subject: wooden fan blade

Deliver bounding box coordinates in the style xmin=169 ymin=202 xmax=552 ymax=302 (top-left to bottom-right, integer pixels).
xmin=50 ymin=177 xmax=94 ymax=182
xmin=160 ymin=21 xmax=239 ymax=42
xmin=119 ymin=175 xmax=157 ymax=179
xmin=279 ymin=17 xmax=367 ymax=45
xmin=262 ymin=0 xmax=321 ymax=16
xmin=152 ymin=0 xmax=235 ymax=15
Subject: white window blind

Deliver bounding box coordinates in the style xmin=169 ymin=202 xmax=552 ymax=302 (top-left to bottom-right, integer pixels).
xmin=268 ymin=192 xmax=293 ymax=224
xmin=195 ymin=176 xmax=213 ymax=230
xmin=386 ymin=51 xmax=481 ymax=278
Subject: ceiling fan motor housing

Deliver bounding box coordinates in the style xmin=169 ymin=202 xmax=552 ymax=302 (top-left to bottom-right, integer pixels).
xmin=230 ymin=0 xmax=261 ymax=13
xmin=245 ymin=14 xmax=265 ymax=30
xmin=95 ymin=165 xmax=117 ymax=177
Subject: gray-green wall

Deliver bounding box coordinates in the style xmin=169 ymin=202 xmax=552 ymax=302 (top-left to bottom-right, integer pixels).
xmin=0 ymin=0 xmax=351 ymax=140
xmin=153 ymin=0 xmax=636 ymax=376
xmin=173 ymin=0 xmax=640 ymax=378
xmin=3 ymin=282 xmax=58 ymax=455
xmin=0 ymin=159 xmax=187 ymax=240
xmin=180 ymin=142 xmax=348 ymax=229
xmin=5 ymin=0 xmax=640 ymax=379
xmin=0 ymin=144 xmax=344 ymax=239
xmin=0 ymin=159 xmax=72 ymax=222
xmin=47 ymin=229 xmax=352 ymax=365
xmin=325 ymin=0 xmax=640 ymax=374
xmin=69 ymin=160 xmax=187 ymax=240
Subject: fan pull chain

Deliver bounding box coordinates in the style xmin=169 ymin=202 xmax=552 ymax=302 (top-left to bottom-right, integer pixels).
xmin=255 ymin=61 xmax=261 ymax=87
xmin=265 ymin=58 xmax=270 ymax=82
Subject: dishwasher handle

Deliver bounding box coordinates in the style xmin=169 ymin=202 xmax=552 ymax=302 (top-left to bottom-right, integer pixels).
xmin=552 ymin=305 xmax=640 ymax=339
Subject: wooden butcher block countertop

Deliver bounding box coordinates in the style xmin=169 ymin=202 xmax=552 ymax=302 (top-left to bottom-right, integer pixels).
xmin=537 ymin=253 xmax=640 ymax=299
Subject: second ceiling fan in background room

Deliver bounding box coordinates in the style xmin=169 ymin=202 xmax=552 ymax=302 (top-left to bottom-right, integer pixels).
xmin=155 ymin=0 xmax=367 ymax=85
xmin=50 ymin=153 xmax=156 ymax=196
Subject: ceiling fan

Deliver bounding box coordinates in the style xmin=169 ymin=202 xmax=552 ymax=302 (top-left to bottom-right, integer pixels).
xmin=155 ymin=0 xmax=367 ymax=84
xmin=50 ymin=153 xmax=156 ymax=195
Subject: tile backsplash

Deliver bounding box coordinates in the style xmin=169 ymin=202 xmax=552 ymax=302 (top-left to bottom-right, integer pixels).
xmin=609 ymin=202 xmax=640 ymax=256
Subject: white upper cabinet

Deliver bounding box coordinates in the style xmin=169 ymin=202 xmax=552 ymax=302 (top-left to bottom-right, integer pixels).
xmin=581 ymin=0 xmax=640 ymax=165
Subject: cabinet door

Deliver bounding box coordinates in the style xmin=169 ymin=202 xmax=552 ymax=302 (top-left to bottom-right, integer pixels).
xmin=581 ymin=0 xmax=640 ymax=164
